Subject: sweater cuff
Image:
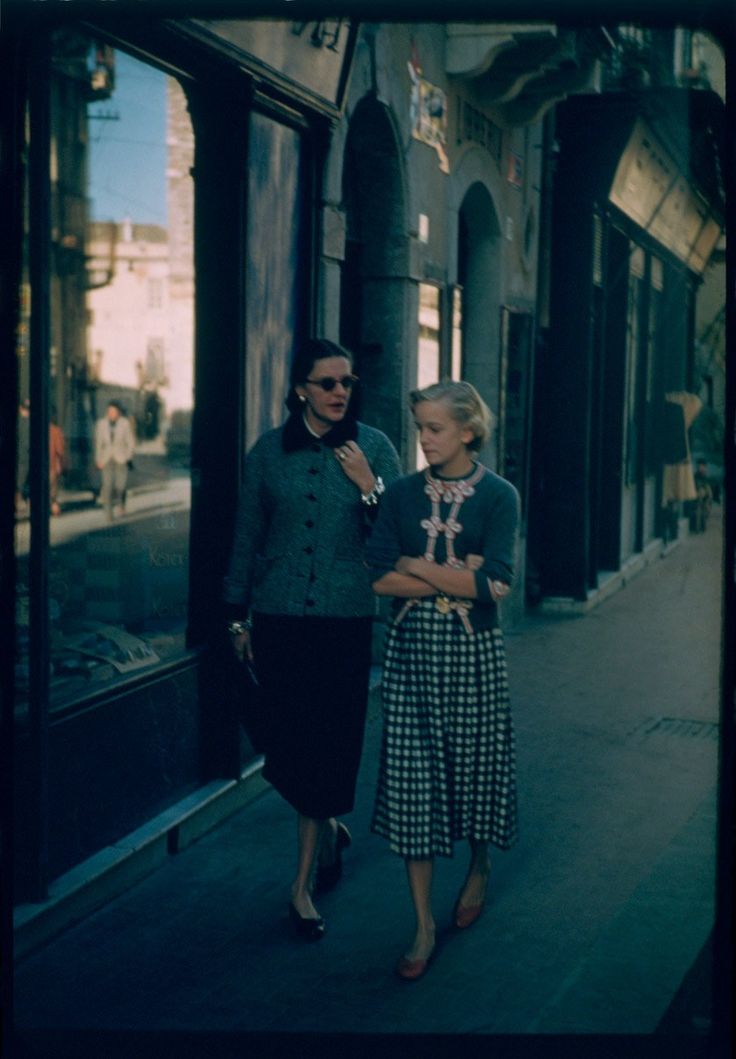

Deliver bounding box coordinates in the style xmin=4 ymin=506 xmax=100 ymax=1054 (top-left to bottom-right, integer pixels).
xmin=474 ymin=570 xmax=494 ymax=604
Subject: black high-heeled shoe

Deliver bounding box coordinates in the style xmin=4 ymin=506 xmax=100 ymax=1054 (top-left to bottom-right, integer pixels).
xmin=288 ymin=902 xmax=326 ymax=941
xmin=314 ymin=822 xmax=352 ymax=894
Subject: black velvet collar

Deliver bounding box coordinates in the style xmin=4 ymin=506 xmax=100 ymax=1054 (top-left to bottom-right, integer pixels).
xmin=282 ymin=411 xmax=358 ymax=453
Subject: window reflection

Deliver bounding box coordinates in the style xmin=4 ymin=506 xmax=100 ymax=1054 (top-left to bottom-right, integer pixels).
xmin=451 ymin=286 xmax=463 ymax=382
xmin=498 ymin=307 xmax=533 ymax=504
xmin=416 ymin=282 xmax=441 ymax=468
xmin=417 ymin=282 xmax=441 ymax=389
xmin=15 ymin=34 xmax=195 ymax=712
xmin=245 ymin=111 xmax=303 ymax=447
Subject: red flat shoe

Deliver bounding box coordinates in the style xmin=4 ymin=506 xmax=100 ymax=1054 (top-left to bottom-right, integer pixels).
xmin=454 ymin=872 xmax=489 ymax=929
xmin=395 ymin=947 xmax=435 ymax=981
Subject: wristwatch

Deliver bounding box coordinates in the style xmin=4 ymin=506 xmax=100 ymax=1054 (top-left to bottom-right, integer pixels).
xmin=227 ymin=620 xmax=250 ymax=635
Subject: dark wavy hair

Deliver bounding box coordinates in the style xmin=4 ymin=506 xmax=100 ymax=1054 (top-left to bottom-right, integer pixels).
xmin=285 ymin=338 xmax=358 ymax=415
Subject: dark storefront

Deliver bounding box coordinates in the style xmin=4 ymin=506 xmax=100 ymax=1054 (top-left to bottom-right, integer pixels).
xmin=4 ymin=15 xmax=355 ymax=903
xmin=528 ymin=87 xmax=724 ymax=605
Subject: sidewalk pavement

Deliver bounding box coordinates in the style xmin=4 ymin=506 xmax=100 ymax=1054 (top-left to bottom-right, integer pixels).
xmin=12 ymin=512 xmax=726 ymax=1058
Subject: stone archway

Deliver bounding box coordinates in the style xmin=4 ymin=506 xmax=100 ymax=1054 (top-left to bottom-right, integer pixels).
xmin=340 ymin=95 xmax=407 ymax=451
xmin=457 ymin=180 xmax=503 ymax=467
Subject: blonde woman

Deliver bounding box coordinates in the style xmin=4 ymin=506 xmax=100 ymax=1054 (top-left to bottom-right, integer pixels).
xmin=366 ymin=380 xmax=519 ymax=979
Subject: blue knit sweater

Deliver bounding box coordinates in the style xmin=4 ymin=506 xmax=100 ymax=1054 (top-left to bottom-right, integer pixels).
xmin=365 ymin=464 xmax=520 ymax=630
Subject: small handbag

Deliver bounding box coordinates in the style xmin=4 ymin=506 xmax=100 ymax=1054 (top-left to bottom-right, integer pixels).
xmin=235 ymin=658 xmax=269 ymax=753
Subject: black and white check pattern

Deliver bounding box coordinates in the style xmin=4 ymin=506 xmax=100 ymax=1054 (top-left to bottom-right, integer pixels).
xmin=371 ymin=600 xmax=518 ymax=858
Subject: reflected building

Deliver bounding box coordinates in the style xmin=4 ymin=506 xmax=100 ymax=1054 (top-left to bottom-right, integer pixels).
xmin=85 ymin=77 xmax=194 ymax=456
xmin=87 ymin=220 xmax=169 ymax=427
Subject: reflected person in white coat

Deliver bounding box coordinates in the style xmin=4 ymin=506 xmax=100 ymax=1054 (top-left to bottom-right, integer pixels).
xmin=95 ymin=399 xmax=135 ymax=521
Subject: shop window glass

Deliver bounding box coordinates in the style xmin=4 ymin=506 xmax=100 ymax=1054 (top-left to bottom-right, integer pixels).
xmin=16 ymin=33 xmax=195 ymax=713
xmin=13 ymin=81 xmax=45 ymax=717
xmin=416 ymin=283 xmax=441 ymax=467
xmin=450 ymin=286 xmax=463 ymax=381
xmin=14 ymin=154 xmax=31 ymax=711
xmin=499 ymin=307 xmax=533 ymax=509
xmin=625 ymin=246 xmax=644 ymax=485
xmin=417 ymin=282 xmax=441 ymax=389
xmin=643 ymin=257 xmax=662 ymax=474
xmin=245 ymin=111 xmax=303 ymax=448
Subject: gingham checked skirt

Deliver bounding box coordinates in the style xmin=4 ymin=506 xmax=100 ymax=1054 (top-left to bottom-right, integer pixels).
xmin=371 ymin=600 xmax=518 ymax=858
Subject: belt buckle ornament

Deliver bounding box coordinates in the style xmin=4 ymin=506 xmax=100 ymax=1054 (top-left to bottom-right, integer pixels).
xmin=435 ymin=595 xmax=451 ymax=615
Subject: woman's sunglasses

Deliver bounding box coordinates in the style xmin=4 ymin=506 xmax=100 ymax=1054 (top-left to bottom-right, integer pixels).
xmin=305 ymin=374 xmax=358 ymax=392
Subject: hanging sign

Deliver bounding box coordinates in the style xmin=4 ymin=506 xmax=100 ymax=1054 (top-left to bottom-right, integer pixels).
xmin=180 ymin=19 xmax=355 ymax=115
xmin=609 ymin=117 xmax=722 ymax=274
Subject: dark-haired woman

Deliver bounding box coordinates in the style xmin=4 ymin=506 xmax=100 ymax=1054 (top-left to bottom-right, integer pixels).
xmin=224 ymin=338 xmax=400 ymax=939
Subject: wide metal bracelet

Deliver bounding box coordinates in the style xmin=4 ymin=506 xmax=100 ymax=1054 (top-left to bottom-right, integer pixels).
xmin=361 ymin=476 xmax=385 ymax=506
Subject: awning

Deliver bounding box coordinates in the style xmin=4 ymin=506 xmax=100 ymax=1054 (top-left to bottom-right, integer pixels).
xmin=556 ymin=86 xmax=725 ymax=274
xmin=172 ymin=18 xmax=357 ymax=116
xmin=609 ymin=114 xmax=721 ymax=273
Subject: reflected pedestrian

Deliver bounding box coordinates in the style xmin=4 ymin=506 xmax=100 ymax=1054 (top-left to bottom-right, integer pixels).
xmin=223 ymin=338 xmax=401 ymax=940
xmin=16 ymin=397 xmax=31 ymax=516
xmin=49 ymin=405 xmax=66 ymax=517
xmin=94 ymin=399 xmax=135 ymax=521
xmin=366 ymin=380 xmax=519 ymax=979
xmin=691 ymin=459 xmax=713 ymax=533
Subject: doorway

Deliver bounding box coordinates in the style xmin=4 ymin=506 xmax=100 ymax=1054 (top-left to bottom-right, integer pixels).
xmin=340 ymin=96 xmax=406 ymax=451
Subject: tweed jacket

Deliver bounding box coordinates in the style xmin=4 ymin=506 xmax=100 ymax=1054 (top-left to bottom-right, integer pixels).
xmin=224 ymin=414 xmax=401 ymax=619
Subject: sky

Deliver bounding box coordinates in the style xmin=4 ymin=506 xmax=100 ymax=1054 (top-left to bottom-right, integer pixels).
xmin=88 ymin=49 xmax=168 ymax=226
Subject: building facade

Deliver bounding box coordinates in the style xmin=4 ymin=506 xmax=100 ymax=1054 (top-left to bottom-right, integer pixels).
xmin=527 ymin=29 xmax=725 ymax=608
xmin=320 ymin=22 xmax=610 ymax=626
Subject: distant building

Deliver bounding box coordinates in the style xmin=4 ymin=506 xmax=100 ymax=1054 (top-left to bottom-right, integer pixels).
xmin=87 ymin=219 xmax=169 ymax=398
xmin=86 ymin=78 xmax=195 ymax=428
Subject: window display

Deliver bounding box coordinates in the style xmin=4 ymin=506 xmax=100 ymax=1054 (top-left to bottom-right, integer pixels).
xmin=14 ymin=34 xmax=195 ymax=713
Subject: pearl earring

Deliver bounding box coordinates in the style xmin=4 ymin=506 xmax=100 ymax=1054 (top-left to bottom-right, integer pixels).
xmin=298 ymin=394 xmax=306 ymax=403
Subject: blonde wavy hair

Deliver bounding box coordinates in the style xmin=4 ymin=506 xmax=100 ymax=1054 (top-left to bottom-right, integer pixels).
xmin=409 ymin=380 xmax=493 ymax=452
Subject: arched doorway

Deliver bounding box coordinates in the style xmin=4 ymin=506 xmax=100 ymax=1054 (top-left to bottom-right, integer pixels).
xmin=340 ymin=96 xmax=407 ymax=452
xmin=457 ymin=181 xmax=502 ymax=466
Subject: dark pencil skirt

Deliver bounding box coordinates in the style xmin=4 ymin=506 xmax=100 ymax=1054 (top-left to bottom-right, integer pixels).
xmin=251 ymin=612 xmax=373 ymax=820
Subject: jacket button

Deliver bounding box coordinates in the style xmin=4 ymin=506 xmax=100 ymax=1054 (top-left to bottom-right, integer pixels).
xmin=303 ymin=546 xmax=314 ymax=555
xmin=306 ymin=599 xmax=315 ymax=607
xmin=308 ymin=468 xmax=319 ymax=476
xmin=306 ymin=493 xmax=317 ymax=501
xmin=305 ymin=519 xmax=314 ymax=528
